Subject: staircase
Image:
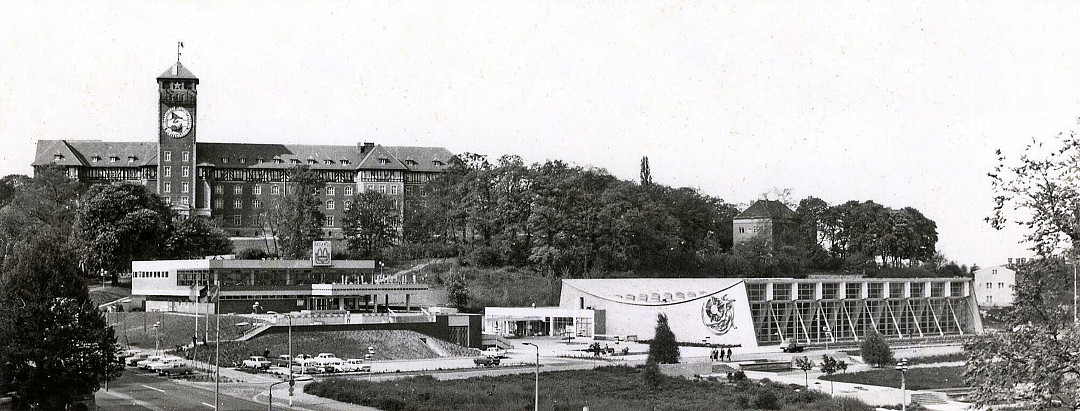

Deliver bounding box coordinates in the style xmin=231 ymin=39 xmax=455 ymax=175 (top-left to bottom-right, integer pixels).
xmin=234 ymin=323 xmax=272 ymax=341
xmin=482 ymin=334 xmax=515 ymax=349
xmin=910 ymin=392 xmax=948 ymax=406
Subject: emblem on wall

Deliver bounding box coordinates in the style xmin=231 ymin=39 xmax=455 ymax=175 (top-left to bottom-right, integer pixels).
xmin=702 ymin=294 xmax=736 ymax=335
xmin=162 ymin=106 xmax=192 ymax=139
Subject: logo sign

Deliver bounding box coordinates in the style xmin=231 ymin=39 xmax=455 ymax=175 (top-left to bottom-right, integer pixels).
xmin=312 ymin=241 xmax=332 ymax=266
xmin=702 ymin=294 xmax=736 ymax=335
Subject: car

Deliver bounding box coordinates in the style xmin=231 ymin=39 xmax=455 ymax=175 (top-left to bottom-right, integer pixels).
xmin=779 ymin=339 xmax=804 ymax=353
xmin=291 ymin=363 xmax=319 ymax=375
xmin=137 ymin=355 xmax=166 ymax=369
xmin=242 ymin=356 xmax=272 ymax=369
xmin=482 ymin=347 xmax=506 ymax=358
xmin=117 ymin=349 xmax=141 ymax=361
xmin=275 ymin=355 xmax=292 ymax=367
xmin=336 ymin=358 xmax=371 ymax=373
xmin=474 ymin=357 xmax=500 ymax=367
xmin=127 ymin=353 xmax=150 ymax=366
xmin=293 ymin=354 xmax=314 ymax=365
xmin=318 ymin=358 xmax=344 ymax=373
xmin=267 ymin=366 xmax=291 ymax=376
xmin=147 ymin=357 xmax=184 ymax=372
xmin=313 ymin=353 xmax=340 ymax=366
xmin=156 ymin=362 xmax=194 ymax=376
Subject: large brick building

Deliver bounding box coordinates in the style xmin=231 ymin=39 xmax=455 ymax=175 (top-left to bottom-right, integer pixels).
xmin=32 ymin=61 xmax=453 ymax=237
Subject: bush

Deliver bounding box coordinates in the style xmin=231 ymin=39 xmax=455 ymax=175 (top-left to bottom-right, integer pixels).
xmin=727 ymin=370 xmax=747 ymax=382
xmin=647 ymin=314 xmax=680 ymax=364
xmin=643 ymin=360 xmax=664 ymax=388
xmin=236 ymin=248 xmax=270 ymax=259
xmin=466 ymin=246 xmax=502 ymax=267
xmin=860 ymin=330 xmax=895 ymax=367
xmin=752 ymin=390 xmax=781 ymax=410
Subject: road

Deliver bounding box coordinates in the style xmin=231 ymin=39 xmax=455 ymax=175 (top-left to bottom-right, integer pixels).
xmin=96 ymin=368 xmax=269 ymax=410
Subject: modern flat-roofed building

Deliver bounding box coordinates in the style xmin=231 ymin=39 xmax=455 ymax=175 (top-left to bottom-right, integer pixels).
xmin=131 ymin=258 xmax=444 ymax=314
xmin=487 ymin=276 xmax=983 ymax=348
xmin=973 ymin=264 xmax=1017 ymax=307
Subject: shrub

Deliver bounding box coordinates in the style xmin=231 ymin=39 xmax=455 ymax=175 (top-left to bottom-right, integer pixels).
xmin=236 ymin=248 xmax=270 ymax=259
xmin=727 ymin=370 xmax=747 ymax=382
xmin=752 ymin=390 xmax=781 ymax=410
xmin=466 ymin=246 xmax=502 ymax=267
xmin=647 ymin=314 xmax=680 ymax=364
xmin=860 ymin=330 xmax=895 ymax=367
xmin=643 ymin=360 xmax=664 ymax=388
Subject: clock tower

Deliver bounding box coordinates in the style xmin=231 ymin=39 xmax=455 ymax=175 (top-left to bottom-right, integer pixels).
xmin=157 ymin=61 xmax=199 ymax=215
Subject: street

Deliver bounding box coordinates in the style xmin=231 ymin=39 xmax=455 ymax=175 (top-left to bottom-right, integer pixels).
xmin=96 ymin=369 xmax=267 ymax=411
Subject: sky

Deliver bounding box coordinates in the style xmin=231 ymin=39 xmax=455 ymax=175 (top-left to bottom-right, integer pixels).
xmin=2 ymin=1 xmax=1079 ymax=267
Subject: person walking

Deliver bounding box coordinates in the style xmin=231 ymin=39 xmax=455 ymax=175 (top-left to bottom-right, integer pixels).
xmin=725 ymin=347 xmax=733 ymax=362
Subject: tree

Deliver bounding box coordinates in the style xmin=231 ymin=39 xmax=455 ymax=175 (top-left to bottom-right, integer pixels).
xmin=819 ymin=354 xmax=843 ymax=394
xmin=639 ymin=156 xmax=652 ymax=186
xmin=642 ymin=359 xmax=664 ymax=388
xmin=446 ymin=273 xmax=469 ymax=310
xmin=268 ymin=166 xmax=325 ymax=259
xmin=860 ymin=330 xmax=894 ymax=368
xmin=0 ymin=165 xmax=81 ymax=268
xmin=0 ymin=233 xmax=124 ymax=408
xmin=73 ymin=183 xmax=171 ymax=285
xmin=989 ymin=131 xmax=1080 ymax=255
xmin=647 ymin=313 xmax=680 ymax=364
xmin=795 ymin=356 xmax=815 ymax=387
xmin=164 ymin=216 xmax=233 ymax=259
xmin=342 ymin=191 xmax=400 ymax=259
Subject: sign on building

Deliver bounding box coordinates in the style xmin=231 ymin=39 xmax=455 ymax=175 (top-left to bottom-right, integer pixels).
xmin=312 ymin=241 xmax=332 ymax=266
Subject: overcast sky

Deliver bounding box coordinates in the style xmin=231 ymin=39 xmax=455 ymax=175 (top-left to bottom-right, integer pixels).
xmin=3 ymin=1 xmax=1079 ymax=267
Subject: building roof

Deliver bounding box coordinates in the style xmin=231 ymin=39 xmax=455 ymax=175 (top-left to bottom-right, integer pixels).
xmin=563 ymin=278 xmax=745 ymax=306
xmin=33 ymin=140 xmax=158 ymax=167
xmin=157 ymin=62 xmax=198 ymax=80
xmin=383 ymin=146 xmax=455 ymax=172
xmin=734 ymin=200 xmax=795 ymax=220
xmin=196 ymin=143 xmax=362 ymax=170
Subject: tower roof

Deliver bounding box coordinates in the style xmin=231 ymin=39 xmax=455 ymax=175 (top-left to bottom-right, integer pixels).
xmin=157 ymin=62 xmax=198 ymax=80
xmin=734 ymin=200 xmax=796 ymax=220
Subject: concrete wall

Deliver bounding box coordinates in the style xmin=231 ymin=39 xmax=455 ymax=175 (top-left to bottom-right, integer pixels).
xmin=973 ymin=265 xmax=1016 ymax=307
xmin=255 ymin=314 xmax=483 ymax=349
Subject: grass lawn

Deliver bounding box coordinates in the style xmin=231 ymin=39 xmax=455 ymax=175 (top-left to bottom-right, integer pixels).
xmin=904 ymin=353 xmax=966 ymax=365
xmin=107 ymin=312 xmax=251 ymax=349
xmin=820 ymin=366 xmax=967 ymax=390
xmin=90 ymin=285 xmax=131 ymax=307
xmin=172 ymin=329 xmax=475 ymax=366
xmin=306 ymin=365 xmax=874 ymax=411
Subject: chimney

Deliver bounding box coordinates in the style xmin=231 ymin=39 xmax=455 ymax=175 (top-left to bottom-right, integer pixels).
xmin=358 ymin=142 xmax=374 ymax=154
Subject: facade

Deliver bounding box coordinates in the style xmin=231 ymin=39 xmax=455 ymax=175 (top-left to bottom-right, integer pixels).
xmin=732 ymin=200 xmax=796 ymax=248
xmin=483 ymin=307 xmax=596 ymax=338
xmin=513 ymin=276 xmax=984 ymax=347
xmin=972 ymin=264 xmax=1017 ymax=307
xmin=32 ymin=61 xmax=454 ymax=237
xmin=131 ymin=258 xmax=444 ymax=314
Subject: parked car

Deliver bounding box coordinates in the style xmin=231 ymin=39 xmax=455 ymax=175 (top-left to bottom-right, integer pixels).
xmin=137 ymin=356 xmax=166 ymax=369
xmin=313 ymin=353 xmax=340 ymax=366
xmin=293 ymin=354 xmax=315 ymax=365
xmin=291 ymin=363 xmax=319 ymax=375
xmin=267 ymin=366 xmax=290 ymax=376
xmin=318 ymin=359 xmax=343 ymax=373
xmin=779 ymin=339 xmax=804 ymax=353
xmin=336 ymin=359 xmax=371 ymax=373
xmin=242 ymin=356 xmax=272 ymax=369
xmin=147 ymin=357 xmax=184 ymax=372
xmin=127 ymin=353 xmax=150 ymax=366
xmin=483 ymin=347 xmax=506 ymax=358
xmin=474 ymin=357 xmax=500 ymax=367
xmin=156 ymin=362 xmax=194 ymax=376
xmin=275 ymin=355 xmax=292 ymax=367
xmin=117 ymin=349 xmax=141 ymax=361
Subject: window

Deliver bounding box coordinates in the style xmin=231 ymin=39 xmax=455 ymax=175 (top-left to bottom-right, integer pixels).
xmin=821 ymin=283 xmax=839 ymax=299
xmin=275 ymin=159 xmax=284 ymax=164
xmin=214 ymin=199 xmax=223 ymax=209
xmin=251 ymin=215 xmax=261 ymax=226
xmin=986 ymin=282 xmax=992 ymax=289
xmin=325 ymin=215 xmax=334 ymax=226
xmin=366 ymin=184 xmax=375 ymax=191
xmin=747 ymin=284 xmax=766 ymax=301
xmin=232 ymin=215 xmax=242 ymax=226
xmin=181 ymin=196 xmax=189 ymax=206
xmin=797 ymin=283 xmax=814 ymax=300
xmin=326 ymin=200 xmax=334 ymax=210
xmin=234 ymin=185 xmax=242 ymax=195
xmin=992 ymin=269 xmax=997 ymax=275
xmin=164 ymin=196 xmax=171 ymax=204
xmin=738 ymin=227 xmax=745 ymax=233
xmin=181 ymin=182 xmax=189 ymax=193
xmin=164 ymin=151 xmax=171 ymax=162
xmin=92 ymin=156 xmax=101 ymax=162
xmin=998 ymin=282 xmax=1004 ymax=288
xmin=324 ymin=159 xmax=333 ymax=165
xmin=182 ymin=151 xmax=190 ymax=162
xmin=378 ymin=184 xmax=386 ymax=193
xmin=343 ymin=200 xmax=351 ymax=209
xmin=164 ymin=167 xmax=171 ymax=177
xmin=221 ymin=157 xmax=230 ymax=164
xmin=326 ymin=186 xmax=335 ymax=196
xmin=344 ymin=186 xmax=354 ymax=196
xmin=291 ymin=159 xmax=300 ymax=164
xmin=254 ymin=185 xmax=262 ymax=195
xmin=432 ymin=160 xmax=443 ymax=166
xmin=252 ymin=199 xmax=261 ymax=209
xmin=312 ymin=187 xmax=319 ymax=196
xmin=772 ymin=284 xmax=791 ymax=300
xmin=233 ymin=199 xmax=242 ymax=209
xmin=308 ymin=158 xmax=316 ymax=164
xmin=271 ymin=185 xmax=281 ymax=195
xmin=390 ymin=185 xmax=398 ymax=195
xmin=182 ymin=166 xmax=190 ymax=177
xmin=215 ymin=185 xmax=223 ymax=194
xmin=867 ymin=282 xmax=883 ymax=299
xmin=239 ymin=157 xmax=246 ymax=164
xmin=128 ymin=156 xmax=136 ymax=162
xmin=986 ymin=295 xmax=992 ymax=303
xmin=164 ymin=182 xmax=172 ymax=193
xmin=341 ymin=159 xmax=350 ymax=165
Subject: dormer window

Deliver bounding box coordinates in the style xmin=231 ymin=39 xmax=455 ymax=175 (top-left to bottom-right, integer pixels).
xmin=92 ymin=156 xmax=101 ymax=162
xmin=275 ymin=158 xmax=284 ymax=164
xmin=378 ymin=157 xmax=390 ymax=165
xmin=340 ymin=159 xmax=350 ymax=165
xmin=307 ymin=158 xmax=316 ymax=164
xmin=291 ymin=159 xmax=300 ymax=164
xmin=432 ymin=160 xmax=444 ymax=166
xmin=110 ymin=156 xmax=119 ymax=162
xmin=128 ymin=156 xmax=137 ymax=162
xmin=53 ymin=154 xmax=64 ymax=161
xmin=324 ymin=159 xmax=333 ymax=165
xmin=405 ymin=159 xmax=417 ymax=166
xmin=255 ymin=158 xmax=263 ymax=163
xmin=239 ymin=157 xmax=246 ymax=164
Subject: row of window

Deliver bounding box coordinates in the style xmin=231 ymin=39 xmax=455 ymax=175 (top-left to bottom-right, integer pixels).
xmin=749 ymin=281 xmax=967 ymax=300
xmin=162 ymin=166 xmax=190 ymax=178
xmin=211 ymin=183 xmax=401 ymax=196
xmin=163 ymin=182 xmax=189 ymax=193
xmin=162 ymin=151 xmax=191 ymax=163
xmin=213 ymin=198 xmax=365 ymax=211
xmin=134 ymin=271 xmax=169 ymax=278
xmin=984 ymin=282 xmax=1012 ymax=290
xmin=162 ymin=196 xmax=189 ymax=206
xmin=221 ymin=214 xmax=336 ymax=227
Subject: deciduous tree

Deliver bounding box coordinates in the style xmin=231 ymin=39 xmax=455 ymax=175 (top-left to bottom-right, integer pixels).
xmin=269 ymin=166 xmax=325 ymax=259
xmin=73 ymin=183 xmax=171 ymax=285
xmin=860 ymin=330 xmax=894 ymax=368
xmin=342 ymin=191 xmax=400 ymax=259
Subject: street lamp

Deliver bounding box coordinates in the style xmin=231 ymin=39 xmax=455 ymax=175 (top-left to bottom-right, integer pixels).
xmin=895 ymin=358 xmax=909 ymax=411
xmin=521 ymin=342 xmax=539 ymax=411
xmin=152 ymin=321 xmax=161 ymax=356
xmin=267 ymin=310 xmax=294 ymax=406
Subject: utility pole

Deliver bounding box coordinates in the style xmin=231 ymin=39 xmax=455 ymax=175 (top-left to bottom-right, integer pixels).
xmin=215 ymin=277 xmax=221 ymax=410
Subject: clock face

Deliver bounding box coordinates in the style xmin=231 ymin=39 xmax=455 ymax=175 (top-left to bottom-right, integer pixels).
xmin=162 ymin=107 xmax=192 ymax=139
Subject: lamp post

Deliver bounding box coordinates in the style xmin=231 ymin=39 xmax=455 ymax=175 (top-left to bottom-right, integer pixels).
xmin=895 ymin=358 xmax=909 ymax=411
xmin=267 ymin=379 xmax=290 ymax=411
xmin=152 ymin=321 xmax=161 ymax=356
xmin=521 ymin=342 xmax=539 ymax=411
xmin=267 ymin=311 xmax=295 ymax=406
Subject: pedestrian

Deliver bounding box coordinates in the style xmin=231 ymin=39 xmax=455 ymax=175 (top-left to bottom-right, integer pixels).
xmin=726 ymin=347 xmax=733 ymax=362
